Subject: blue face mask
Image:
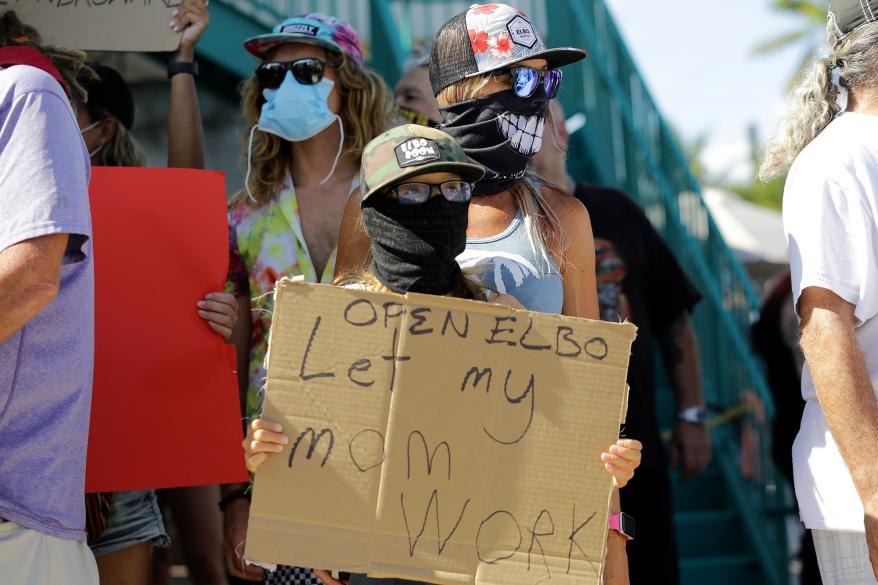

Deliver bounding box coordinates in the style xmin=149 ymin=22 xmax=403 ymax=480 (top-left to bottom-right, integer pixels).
xmin=258 ymin=70 xmax=338 ymax=141
xmin=246 ymin=71 xmax=345 ymax=200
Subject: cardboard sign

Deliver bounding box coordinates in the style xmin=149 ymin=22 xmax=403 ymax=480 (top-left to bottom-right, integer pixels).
xmin=85 ymin=167 xmax=247 ymax=492
xmin=7 ymin=0 xmax=182 ymax=52
xmin=246 ymin=280 xmax=636 ymax=585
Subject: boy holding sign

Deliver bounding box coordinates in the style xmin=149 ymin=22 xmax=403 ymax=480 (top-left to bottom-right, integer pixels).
xmin=242 ymin=125 xmax=642 ymax=585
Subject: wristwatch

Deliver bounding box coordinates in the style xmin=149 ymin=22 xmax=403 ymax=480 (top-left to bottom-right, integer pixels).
xmin=678 ymin=406 xmax=708 ymax=425
xmin=167 ymin=59 xmax=199 ymax=79
xmin=608 ymin=512 xmax=635 ymax=541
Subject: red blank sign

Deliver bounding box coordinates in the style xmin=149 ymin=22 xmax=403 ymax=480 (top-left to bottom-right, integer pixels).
xmin=86 ymin=167 xmax=248 ymax=492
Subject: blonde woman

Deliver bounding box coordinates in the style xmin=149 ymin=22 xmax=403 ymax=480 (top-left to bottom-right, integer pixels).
xmin=761 ymin=1 xmax=878 ymax=583
xmin=222 ymin=12 xmax=390 ymax=583
xmin=335 ymin=4 xmax=638 ymax=583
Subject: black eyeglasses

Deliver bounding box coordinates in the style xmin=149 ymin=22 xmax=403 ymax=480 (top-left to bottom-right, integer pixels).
xmin=255 ymin=58 xmax=336 ymax=89
xmin=498 ymin=66 xmax=563 ymax=99
xmin=389 ymin=181 xmax=473 ymax=205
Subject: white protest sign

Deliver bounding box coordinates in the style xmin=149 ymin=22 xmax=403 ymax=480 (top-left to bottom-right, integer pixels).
xmin=7 ymin=0 xmax=181 ymax=52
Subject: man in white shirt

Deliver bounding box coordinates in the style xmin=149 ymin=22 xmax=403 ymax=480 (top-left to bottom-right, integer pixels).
xmin=771 ymin=2 xmax=878 ymax=583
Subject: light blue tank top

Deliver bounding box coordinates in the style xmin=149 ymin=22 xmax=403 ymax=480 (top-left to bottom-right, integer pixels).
xmin=457 ymin=210 xmax=563 ymax=314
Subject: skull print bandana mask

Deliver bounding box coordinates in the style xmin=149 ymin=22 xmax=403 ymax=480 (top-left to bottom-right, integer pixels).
xmin=438 ymin=86 xmax=548 ymax=195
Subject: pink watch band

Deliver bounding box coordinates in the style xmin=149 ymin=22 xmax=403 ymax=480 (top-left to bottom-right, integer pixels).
xmin=608 ymin=512 xmax=634 ymax=540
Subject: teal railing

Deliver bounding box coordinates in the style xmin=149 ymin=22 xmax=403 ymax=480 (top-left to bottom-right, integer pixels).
xmin=545 ymin=1 xmax=788 ymax=582
xmin=206 ymin=1 xmax=789 ymax=582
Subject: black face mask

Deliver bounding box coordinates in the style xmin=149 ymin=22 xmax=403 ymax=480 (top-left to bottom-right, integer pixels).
xmin=362 ymin=196 xmax=469 ymax=295
xmin=438 ymin=87 xmax=548 ymax=195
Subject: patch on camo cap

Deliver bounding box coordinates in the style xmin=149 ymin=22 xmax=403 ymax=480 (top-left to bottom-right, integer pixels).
xmin=395 ymin=138 xmax=441 ymax=167
xmin=360 ymin=125 xmax=485 ymax=202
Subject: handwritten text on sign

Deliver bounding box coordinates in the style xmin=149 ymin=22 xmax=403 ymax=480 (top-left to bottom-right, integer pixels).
xmin=8 ymin=0 xmax=182 ymax=52
xmin=246 ymin=281 xmax=636 ymax=585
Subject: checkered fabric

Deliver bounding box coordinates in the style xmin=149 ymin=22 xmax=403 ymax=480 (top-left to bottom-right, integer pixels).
xmin=265 ymin=565 xmax=324 ymax=585
xmin=813 ymin=530 xmax=878 ymax=584
xmin=265 ymin=566 xmax=324 ymax=585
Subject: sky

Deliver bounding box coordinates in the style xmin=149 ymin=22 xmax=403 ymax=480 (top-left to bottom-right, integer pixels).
xmin=604 ymin=0 xmax=825 ymax=183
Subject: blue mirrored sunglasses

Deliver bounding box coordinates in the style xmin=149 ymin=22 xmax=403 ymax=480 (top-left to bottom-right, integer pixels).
xmin=499 ymin=66 xmax=563 ymax=99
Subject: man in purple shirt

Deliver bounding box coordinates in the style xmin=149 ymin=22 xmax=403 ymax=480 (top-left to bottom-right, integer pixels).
xmin=0 ymin=38 xmax=99 ymax=584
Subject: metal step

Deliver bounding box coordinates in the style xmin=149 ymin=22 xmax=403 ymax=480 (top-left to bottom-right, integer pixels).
xmin=680 ymin=554 xmax=765 ymax=585
xmin=676 ymin=509 xmax=747 ymax=558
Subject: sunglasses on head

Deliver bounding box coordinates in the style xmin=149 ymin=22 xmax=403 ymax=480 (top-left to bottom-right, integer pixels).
xmin=498 ymin=66 xmax=563 ymax=99
xmin=388 ymin=180 xmax=473 ymax=205
xmin=255 ymin=57 xmax=336 ymax=89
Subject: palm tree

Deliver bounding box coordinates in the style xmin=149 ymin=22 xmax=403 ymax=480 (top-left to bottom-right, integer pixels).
xmin=753 ymin=0 xmax=830 ymax=89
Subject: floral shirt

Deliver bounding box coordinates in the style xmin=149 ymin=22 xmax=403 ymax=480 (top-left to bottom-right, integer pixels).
xmin=226 ymin=174 xmax=350 ymax=420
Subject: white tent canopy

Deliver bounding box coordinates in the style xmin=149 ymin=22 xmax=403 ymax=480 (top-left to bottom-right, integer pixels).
xmin=702 ymin=188 xmax=788 ymax=264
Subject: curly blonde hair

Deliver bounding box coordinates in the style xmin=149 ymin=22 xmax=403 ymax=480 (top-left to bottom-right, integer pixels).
xmin=0 ymin=11 xmax=93 ymax=103
xmin=238 ymin=50 xmax=390 ymax=205
xmin=760 ymin=20 xmax=878 ymax=180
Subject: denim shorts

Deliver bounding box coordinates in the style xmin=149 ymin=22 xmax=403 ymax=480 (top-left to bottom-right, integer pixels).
xmin=88 ymin=490 xmax=169 ymax=558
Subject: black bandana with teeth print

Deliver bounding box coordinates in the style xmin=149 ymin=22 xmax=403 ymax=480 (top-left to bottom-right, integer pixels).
xmin=438 ymin=87 xmax=548 ymax=195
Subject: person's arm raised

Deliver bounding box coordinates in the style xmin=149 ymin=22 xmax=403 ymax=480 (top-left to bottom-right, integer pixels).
xmin=799 ymin=286 xmax=878 ymax=579
xmin=167 ymin=0 xmax=208 ymax=169
xmin=167 ymin=2 xmax=240 ymax=339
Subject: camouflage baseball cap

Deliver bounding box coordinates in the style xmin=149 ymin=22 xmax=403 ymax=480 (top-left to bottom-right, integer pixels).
xmin=360 ymin=124 xmax=485 ymax=202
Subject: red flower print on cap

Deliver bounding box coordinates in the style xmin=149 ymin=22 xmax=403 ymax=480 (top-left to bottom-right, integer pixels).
xmin=472 ymin=4 xmax=499 ymax=15
xmin=490 ymin=33 xmax=512 ymax=57
xmin=469 ymin=29 xmax=489 ymax=53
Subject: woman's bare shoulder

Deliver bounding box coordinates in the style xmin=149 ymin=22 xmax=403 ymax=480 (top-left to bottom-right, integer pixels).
xmin=540 ymin=182 xmax=588 ymax=217
xmin=538 ymin=183 xmax=591 ymax=243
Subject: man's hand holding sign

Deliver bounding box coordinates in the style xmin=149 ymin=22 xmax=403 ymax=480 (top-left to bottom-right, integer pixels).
xmin=243 ymin=280 xmax=638 ymax=585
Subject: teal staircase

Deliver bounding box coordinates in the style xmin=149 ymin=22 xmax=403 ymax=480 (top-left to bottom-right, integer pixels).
xmin=199 ymin=1 xmax=791 ymax=583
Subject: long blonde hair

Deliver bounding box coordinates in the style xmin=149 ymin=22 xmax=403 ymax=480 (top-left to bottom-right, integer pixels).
xmin=760 ymin=20 xmax=878 ymax=180
xmin=0 ymin=10 xmax=92 ymax=103
xmin=238 ymin=50 xmax=390 ymax=205
xmin=437 ymin=76 xmax=564 ymax=272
